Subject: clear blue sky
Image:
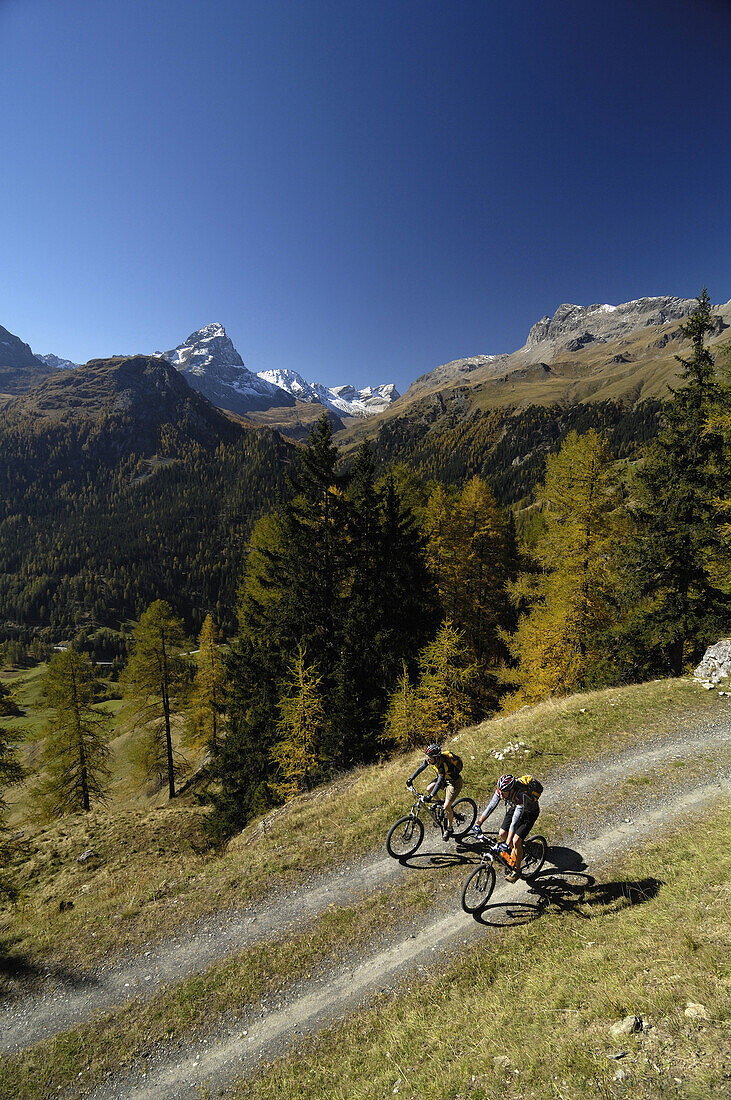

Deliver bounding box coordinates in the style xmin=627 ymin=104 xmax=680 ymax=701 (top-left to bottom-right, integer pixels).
xmin=1 ymin=0 xmax=729 ymax=393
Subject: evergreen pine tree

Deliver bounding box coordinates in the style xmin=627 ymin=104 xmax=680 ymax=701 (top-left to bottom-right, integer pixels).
xmin=122 ymin=600 xmax=189 ymax=798
xmin=203 ymin=634 xmax=280 ymax=842
xmin=336 ymin=443 xmax=389 ymax=764
xmin=36 ymin=649 xmax=111 ymax=815
xmin=632 ymin=290 xmax=731 ymax=673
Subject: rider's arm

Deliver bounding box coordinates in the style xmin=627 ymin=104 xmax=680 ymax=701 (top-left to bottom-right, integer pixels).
xmin=480 ymin=790 xmax=500 ymax=819
xmin=430 ymin=771 xmax=444 ymax=797
xmin=407 ymin=760 xmax=429 ymax=785
xmin=508 ymin=801 xmax=524 ymax=837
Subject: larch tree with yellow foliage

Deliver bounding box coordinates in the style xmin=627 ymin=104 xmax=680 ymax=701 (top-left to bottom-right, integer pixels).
xmin=270 ymin=646 xmax=326 ymax=799
xmin=425 ymin=476 xmax=509 ymax=666
xmin=187 ymin=614 xmax=227 ymax=753
xmin=507 ymin=429 xmax=620 ymax=703
xmin=414 ymin=620 xmax=480 ymax=743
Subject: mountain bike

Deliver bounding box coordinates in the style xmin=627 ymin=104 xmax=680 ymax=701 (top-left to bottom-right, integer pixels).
xmin=386 ymin=786 xmax=477 ymax=858
xmin=460 ymin=833 xmax=547 ymax=913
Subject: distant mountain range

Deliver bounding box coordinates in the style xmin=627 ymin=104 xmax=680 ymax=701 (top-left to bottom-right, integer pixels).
xmin=0 ymin=320 xmax=400 ymax=425
xmin=2 ymin=294 xmax=729 ymax=441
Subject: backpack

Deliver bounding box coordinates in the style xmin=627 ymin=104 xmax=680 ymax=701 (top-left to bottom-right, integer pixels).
xmin=518 ymin=774 xmax=543 ymax=799
xmin=441 ymin=750 xmax=464 ymax=775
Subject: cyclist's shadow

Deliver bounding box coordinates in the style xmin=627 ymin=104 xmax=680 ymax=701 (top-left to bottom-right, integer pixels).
xmin=400 ymin=848 xmax=474 ymax=870
xmin=469 ymin=844 xmax=663 ymax=926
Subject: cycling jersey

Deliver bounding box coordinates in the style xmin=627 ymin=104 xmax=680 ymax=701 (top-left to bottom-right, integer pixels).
xmin=408 ymin=753 xmax=460 ymax=796
xmin=481 ymin=781 xmax=539 ymax=833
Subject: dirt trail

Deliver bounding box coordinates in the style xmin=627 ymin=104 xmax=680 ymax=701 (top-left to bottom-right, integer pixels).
xmin=0 ymin=716 xmax=728 ymax=1099
xmin=87 ymin=776 xmax=731 ymax=1100
xmin=0 ymin=721 xmax=728 ymax=1059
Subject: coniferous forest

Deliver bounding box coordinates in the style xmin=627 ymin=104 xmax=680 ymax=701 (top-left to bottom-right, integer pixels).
xmin=1 ymin=293 xmax=730 ymax=840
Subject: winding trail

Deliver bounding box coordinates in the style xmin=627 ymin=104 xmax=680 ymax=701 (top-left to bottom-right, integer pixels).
xmin=1 ymin=715 xmax=729 ymax=1099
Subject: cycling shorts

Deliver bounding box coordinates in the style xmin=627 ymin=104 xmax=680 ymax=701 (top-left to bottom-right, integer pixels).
xmin=500 ymin=804 xmax=538 ymax=839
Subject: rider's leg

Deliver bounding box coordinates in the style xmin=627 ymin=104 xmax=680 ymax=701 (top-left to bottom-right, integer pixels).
xmin=443 ymin=780 xmax=459 ymax=829
xmin=512 ymin=834 xmax=523 ymax=872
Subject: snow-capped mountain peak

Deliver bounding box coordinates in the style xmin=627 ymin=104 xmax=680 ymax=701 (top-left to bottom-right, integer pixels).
xmin=154 ymin=324 xmax=399 ymax=419
xmin=38 ymin=353 xmax=80 ymax=371
xmin=157 ymin=323 xmax=246 ymax=377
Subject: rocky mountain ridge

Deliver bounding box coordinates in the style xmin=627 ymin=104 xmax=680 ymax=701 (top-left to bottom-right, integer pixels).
xmin=0 ymin=325 xmax=55 ymax=394
xmin=395 ymin=294 xmax=731 ymax=408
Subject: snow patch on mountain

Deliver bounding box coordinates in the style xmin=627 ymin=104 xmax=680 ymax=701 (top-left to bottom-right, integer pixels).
xmin=257 ymin=368 xmax=400 ymax=417
xmin=155 ymin=324 xmax=399 ymax=419
xmin=153 ymin=324 xmax=292 ymax=415
xmin=38 ymin=353 xmax=80 ymax=371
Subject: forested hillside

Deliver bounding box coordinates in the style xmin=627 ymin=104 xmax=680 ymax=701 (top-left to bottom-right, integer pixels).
xmin=0 ymin=357 xmax=295 ymax=649
xmin=368 ymin=395 xmax=663 ymax=503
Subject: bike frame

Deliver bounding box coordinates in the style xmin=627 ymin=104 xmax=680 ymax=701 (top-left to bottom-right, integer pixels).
xmin=475 ymin=838 xmax=515 ymax=874
xmin=407 ymin=790 xmax=445 ymax=830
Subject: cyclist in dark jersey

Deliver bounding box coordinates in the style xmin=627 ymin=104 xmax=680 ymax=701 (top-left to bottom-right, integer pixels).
xmin=407 ymin=743 xmax=463 ymax=840
xmin=472 ymin=773 xmax=540 ymax=880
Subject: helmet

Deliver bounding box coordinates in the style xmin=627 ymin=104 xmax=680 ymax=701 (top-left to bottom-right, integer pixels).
xmin=425 ymin=743 xmax=441 ymax=759
xmin=497 ymin=773 xmax=516 ymax=795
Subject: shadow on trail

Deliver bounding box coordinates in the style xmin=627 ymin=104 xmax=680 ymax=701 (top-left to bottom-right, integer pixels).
xmin=0 ymin=935 xmax=90 ymax=1000
xmin=400 ymin=848 xmax=473 ymax=871
xmin=468 ymin=841 xmax=664 ymax=926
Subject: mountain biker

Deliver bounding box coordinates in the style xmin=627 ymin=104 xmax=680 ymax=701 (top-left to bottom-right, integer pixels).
xmin=472 ymin=773 xmax=540 ymax=881
xmin=406 ymin=743 xmax=463 ymax=840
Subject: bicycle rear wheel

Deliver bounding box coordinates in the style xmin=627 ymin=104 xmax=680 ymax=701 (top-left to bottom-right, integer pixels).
xmin=461 ymin=863 xmax=496 ymax=913
xmin=521 ymin=834 xmax=547 ymax=880
xmin=386 ymin=815 xmax=424 ymax=859
xmin=451 ymin=797 xmax=477 ymax=838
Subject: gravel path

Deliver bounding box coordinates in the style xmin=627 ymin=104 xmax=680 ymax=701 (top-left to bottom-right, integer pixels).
xmin=85 ymin=775 xmax=731 ymax=1100
xmin=0 ymin=711 xmax=728 ymax=1099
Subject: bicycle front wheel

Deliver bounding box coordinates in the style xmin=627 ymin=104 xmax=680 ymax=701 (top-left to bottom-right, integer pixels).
xmin=461 ymin=863 xmax=496 ymax=913
xmin=521 ymin=835 xmax=547 ymax=880
xmin=451 ymin=797 xmax=477 ymax=838
xmin=386 ymin=815 xmax=424 ymax=859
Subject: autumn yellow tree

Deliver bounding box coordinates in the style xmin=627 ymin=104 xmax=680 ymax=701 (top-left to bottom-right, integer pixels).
xmin=414 ymin=620 xmax=480 ymax=743
xmin=506 ymin=429 xmax=620 ymax=703
xmin=270 ymin=646 xmax=326 ymax=800
xmin=425 ymin=477 xmax=509 ymax=665
xmin=187 ymin=614 xmax=227 ymax=752
xmin=122 ymin=600 xmax=189 ymax=799
xmin=37 ymin=649 xmax=111 ymax=816
xmin=382 ymin=661 xmax=421 ymax=751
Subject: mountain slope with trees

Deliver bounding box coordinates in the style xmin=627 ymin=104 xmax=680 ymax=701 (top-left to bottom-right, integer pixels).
xmin=0 ymin=356 xmax=296 ymax=648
